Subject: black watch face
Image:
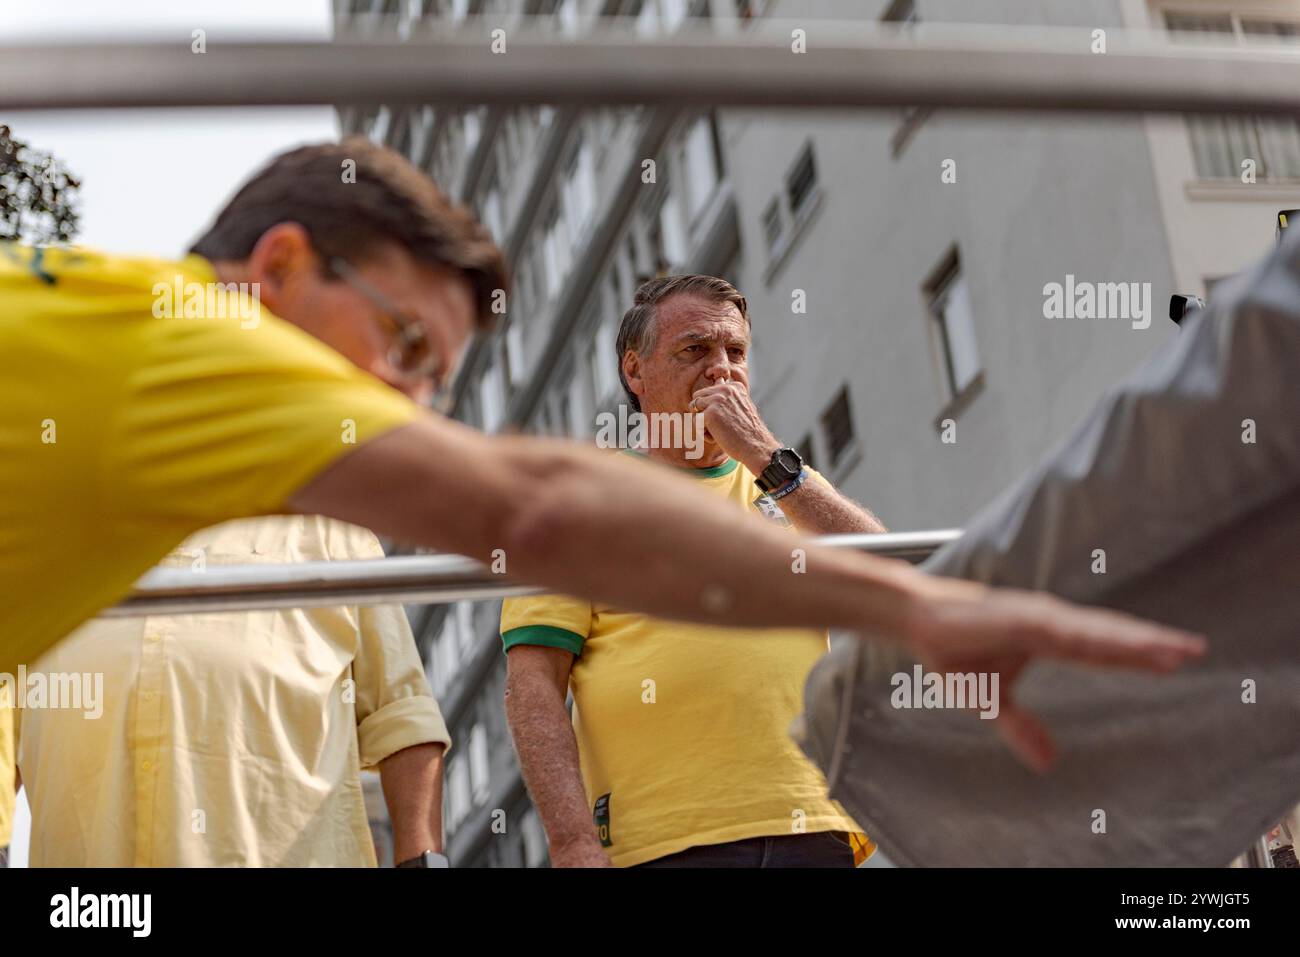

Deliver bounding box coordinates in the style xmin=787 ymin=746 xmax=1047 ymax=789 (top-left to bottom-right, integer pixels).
xmin=776 ymin=449 xmax=802 ymax=475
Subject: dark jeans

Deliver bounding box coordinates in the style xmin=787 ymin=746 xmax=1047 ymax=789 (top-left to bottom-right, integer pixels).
xmin=0 ymin=845 xmax=8 ymax=868
xmin=635 ymin=831 xmax=856 ymax=868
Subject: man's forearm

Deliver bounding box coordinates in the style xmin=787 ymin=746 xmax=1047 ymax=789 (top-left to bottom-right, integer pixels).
xmin=771 ymin=472 xmax=887 ymax=535
xmin=493 ymin=437 xmax=913 ymax=636
xmin=299 ymin=421 xmax=922 ymax=642
xmin=379 ymin=742 xmax=446 ymax=862
xmin=504 ymin=673 xmax=607 ymax=865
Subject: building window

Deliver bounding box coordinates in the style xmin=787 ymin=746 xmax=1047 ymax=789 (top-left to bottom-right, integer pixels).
xmin=562 ymin=140 xmax=598 ymax=244
xmin=763 ymin=143 xmax=823 ymax=280
xmin=557 ymin=388 xmax=574 ymax=438
xmin=480 ymin=185 xmax=504 ymax=243
xmin=592 ymin=315 xmax=620 ymax=404
xmin=516 ymin=246 xmax=539 ymax=318
xmin=462 ymin=109 xmax=482 ymax=157
xmin=469 ymin=722 xmax=490 ymax=803
xmin=542 ymin=206 xmax=573 ymax=299
xmin=786 ymin=143 xmax=818 ymax=220
xmin=882 ymin=0 xmax=917 ymax=27
xmin=882 ymin=0 xmax=931 ymax=157
xmin=761 ymin=197 xmax=784 ymax=254
xmin=480 ymin=362 xmax=505 ymax=433
xmin=681 ymin=115 xmax=721 ymax=222
xmin=553 ymin=0 xmax=580 ymax=36
xmin=448 ymin=757 xmax=472 ymax=830
xmin=645 ymin=219 xmax=671 ymax=276
xmin=924 ymin=249 xmax=982 ymax=406
xmin=454 ymin=601 xmax=475 ymax=656
xmin=429 ymin=626 xmax=459 ymax=697
xmin=1164 ymin=11 xmax=1300 ymax=181
xmin=657 ymin=190 xmax=690 ymax=267
xmin=820 ymin=387 xmax=855 ymax=470
xmin=520 ymin=807 xmax=548 ymax=867
xmin=371 ymin=105 xmax=393 ymax=144
xmin=504 ymin=321 xmax=526 ymax=389
xmin=625 ymin=232 xmax=642 ymax=283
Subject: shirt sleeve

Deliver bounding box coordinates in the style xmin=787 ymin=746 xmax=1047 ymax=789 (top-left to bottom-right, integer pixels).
xmin=500 ymin=594 xmax=592 ymax=657
xmin=104 ymin=306 xmax=421 ymax=530
xmin=339 ymin=525 xmax=452 ymax=770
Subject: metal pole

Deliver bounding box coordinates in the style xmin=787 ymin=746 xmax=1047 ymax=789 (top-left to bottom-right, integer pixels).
xmin=0 ymin=32 xmax=1297 ymax=114
xmin=104 ymin=529 xmax=962 ymax=617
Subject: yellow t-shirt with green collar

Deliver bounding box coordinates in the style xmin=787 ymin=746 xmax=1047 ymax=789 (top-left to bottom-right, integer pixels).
xmin=500 ymin=452 xmax=871 ymax=867
xmin=0 ymin=243 xmax=420 ymax=676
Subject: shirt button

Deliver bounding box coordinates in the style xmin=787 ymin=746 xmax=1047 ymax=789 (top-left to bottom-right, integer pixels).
xmin=142 ymin=760 xmax=153 ymax=771
xmin=146 ymin=633 xmax=161 ymax=643
xmin=143 ymin=691 xmax=156 ymax=702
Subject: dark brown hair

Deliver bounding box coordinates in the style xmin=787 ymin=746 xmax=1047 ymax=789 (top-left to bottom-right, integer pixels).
xmin=190 ymin=136 xmax=508 ymax=328
xmin=615 ymin=275 xmax=749 ymax=412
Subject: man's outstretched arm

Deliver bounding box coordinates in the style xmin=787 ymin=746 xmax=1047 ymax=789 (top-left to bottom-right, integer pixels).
xmin=290 ymin=413 xmax=1204 ymax=769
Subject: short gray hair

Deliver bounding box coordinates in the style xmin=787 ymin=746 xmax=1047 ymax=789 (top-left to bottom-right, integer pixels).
xmin=614 ymin=274 xmax=749 ymax=412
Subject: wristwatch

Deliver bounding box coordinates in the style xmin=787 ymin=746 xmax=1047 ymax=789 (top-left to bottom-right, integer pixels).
xmin=755 ymin=447 xmax=804 ymax=493
xmin=396 ymin=850 xmax=450 ymax=868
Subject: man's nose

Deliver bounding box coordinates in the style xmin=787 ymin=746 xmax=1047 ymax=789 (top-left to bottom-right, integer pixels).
xmin=704 ymin=349 xmax=733 ymax=382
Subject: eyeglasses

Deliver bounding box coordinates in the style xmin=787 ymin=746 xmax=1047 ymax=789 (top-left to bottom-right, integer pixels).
xmin=326 ymin=257 xmax=463 ymax=411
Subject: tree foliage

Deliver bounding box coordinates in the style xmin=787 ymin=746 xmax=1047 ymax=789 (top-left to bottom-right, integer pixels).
xmin=0 ymin=124 xmax=81 ymax=244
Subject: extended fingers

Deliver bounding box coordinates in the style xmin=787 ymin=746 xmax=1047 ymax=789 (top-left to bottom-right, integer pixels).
xmin=1030 ymin=601 xmax=1206 ymax=672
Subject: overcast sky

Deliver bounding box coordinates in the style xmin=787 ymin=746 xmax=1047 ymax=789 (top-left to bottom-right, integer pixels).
xmin=0 ymin=0 xmax=338 ymax=256
xmin=1 ymin=0 xmax=338 ymax=866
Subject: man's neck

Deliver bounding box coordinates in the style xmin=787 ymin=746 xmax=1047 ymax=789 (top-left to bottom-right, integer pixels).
xmin=642 ymin=443 xmax=729 ymax=472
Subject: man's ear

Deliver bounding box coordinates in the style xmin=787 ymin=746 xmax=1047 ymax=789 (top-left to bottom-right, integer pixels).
xmin=246 ymin=222 xmax=316 ymax=308
xmin=621 ymin=350 xmax=645 ymax=402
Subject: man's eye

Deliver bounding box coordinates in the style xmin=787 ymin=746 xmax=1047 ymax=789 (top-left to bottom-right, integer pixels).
xmin=729 ymin=348 xmax=746 ymax=358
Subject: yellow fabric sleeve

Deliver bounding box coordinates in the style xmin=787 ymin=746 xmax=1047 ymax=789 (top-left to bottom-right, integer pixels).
xmin=500 ymin=594 xmax=593 ymax=657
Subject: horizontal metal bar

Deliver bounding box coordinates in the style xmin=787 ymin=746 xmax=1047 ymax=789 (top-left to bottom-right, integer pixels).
xmin=1 ymin=29 xmax=1297 ymax=114
xmin=104 ymin=529 xmax=962 ymax=617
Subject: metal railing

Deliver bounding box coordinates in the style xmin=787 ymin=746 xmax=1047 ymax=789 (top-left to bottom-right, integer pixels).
xmin=0 ymin=28 xmax=1297 ymax=114
xmin=105 ymin=529 xmax=962 ymax=617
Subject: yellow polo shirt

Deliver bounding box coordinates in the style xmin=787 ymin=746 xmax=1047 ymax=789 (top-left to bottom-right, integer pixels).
xmin=17 ymin=515 xmax=450 ymax=867
xmin=0 ymin=243 xmax=420 ymax=677
xmin=501 ymin=454 xmax=870 ymax=867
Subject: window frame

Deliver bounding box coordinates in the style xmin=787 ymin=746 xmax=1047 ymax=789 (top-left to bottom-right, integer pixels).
xmin=922 ymin=246 xmax=985 ymax=424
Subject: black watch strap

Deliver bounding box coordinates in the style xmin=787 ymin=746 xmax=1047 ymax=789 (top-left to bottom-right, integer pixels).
xmin=756 ymin=447 xmax=804 ymax=493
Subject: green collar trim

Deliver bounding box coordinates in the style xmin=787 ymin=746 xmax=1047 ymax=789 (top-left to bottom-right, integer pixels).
xmin=621 ymin=449 xmax=738 ymax=479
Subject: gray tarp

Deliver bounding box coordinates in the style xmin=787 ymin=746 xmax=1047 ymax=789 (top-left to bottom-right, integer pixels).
xmin=798 ymin=229 xmax=1300 ymax=867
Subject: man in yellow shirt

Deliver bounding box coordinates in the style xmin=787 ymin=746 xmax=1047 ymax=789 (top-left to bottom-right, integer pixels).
xmin=0 ymin=137 xmax=1204 ymax=782
xmin=502 ymin=276 xmax=884 ymax=867
xmin=17 ymin=515 xmax=450 ymax=867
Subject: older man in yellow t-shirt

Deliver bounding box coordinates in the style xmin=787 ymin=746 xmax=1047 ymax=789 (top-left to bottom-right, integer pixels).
xmin=502 ymin=276 xmax=886 ymax=868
